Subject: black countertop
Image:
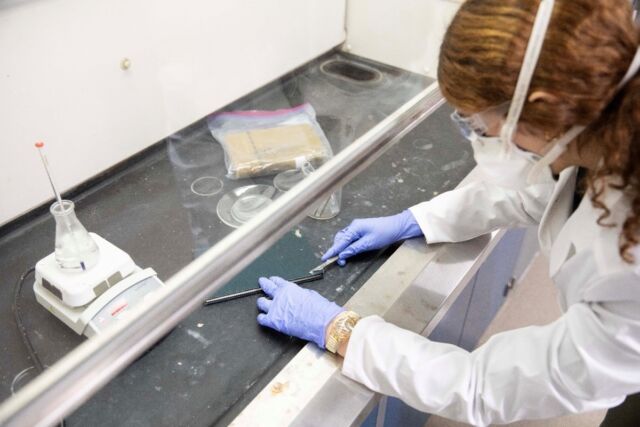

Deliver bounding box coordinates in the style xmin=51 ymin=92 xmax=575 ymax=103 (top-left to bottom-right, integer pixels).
xmin=0 ymin=51 xmax=474 ymax=426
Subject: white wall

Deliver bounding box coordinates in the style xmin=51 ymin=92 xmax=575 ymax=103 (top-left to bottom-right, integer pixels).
xmin=345 ymin=0 xmax=462 ymax=77
xmin=0 ymin=0 xmax=345 ymax=226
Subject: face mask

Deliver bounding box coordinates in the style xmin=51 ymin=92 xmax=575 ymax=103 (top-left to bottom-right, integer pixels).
xmin=451 ymin=0 xmax=640 ymax=191
xmin=471 ymin=130 xmax=551 ymax=189
xmin=452 ymin=109 xmax=552 ymax=189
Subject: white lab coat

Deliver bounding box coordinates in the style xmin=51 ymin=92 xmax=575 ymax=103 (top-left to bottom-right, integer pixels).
xmin=341 ymin=167 xmax=640 ymax=426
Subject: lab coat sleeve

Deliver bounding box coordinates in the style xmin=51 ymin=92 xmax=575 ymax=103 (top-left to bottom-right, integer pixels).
xmin=409 ymin=181 xmax=555 ymax=244
xmin=342 ymin=291 xmax=640 ymax=426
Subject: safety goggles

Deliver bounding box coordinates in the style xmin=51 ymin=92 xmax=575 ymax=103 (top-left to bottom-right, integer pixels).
xmin=450 ymin=110 xmax=488 ymax=140
xmin=450 ymin=103 xmax=510 ymax=142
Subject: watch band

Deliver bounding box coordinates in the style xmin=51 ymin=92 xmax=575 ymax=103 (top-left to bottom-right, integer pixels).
xmin=325 ymin=311 xmax=361 ymax=354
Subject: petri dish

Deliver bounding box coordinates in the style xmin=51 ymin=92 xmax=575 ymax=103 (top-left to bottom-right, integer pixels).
xmin=230 ymin=194 xmax=272 ymax=223
xmin=273 ymin=169 xmax=306 ymax=192
xmin=217 ymin=185 xmax=277 ymax=228
xmin=190 ymin=176 xmax=224 ymax=197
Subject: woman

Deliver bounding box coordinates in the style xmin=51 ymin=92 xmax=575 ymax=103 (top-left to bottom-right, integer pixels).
xmin=256 ymin=0 xmax=640 ymax=424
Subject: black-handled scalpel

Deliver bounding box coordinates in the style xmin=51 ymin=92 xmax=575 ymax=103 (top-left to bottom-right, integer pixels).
xmin=203 ymin=272 xmax=324 ymax=306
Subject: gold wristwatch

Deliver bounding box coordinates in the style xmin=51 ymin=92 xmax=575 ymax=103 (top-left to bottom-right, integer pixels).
xmin=325 ymin=311 xmax=361 ymax=354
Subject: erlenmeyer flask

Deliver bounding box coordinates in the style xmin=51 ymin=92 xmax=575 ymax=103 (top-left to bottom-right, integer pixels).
xmin=51 ymin=200 xmax=100 ymax=270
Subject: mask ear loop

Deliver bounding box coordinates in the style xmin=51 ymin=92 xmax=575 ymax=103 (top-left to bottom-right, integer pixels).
xmin=499 ymin=0 xmax=556 ymax=158
xmin=526 ymin=125 xmax=585 ymax=184
xmin=526 ymin=46 xmax=640 ymax=185
xmin=617 ymin=47 xmax=640 ymax=90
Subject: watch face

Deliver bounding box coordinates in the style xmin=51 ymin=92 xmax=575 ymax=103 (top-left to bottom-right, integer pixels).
xmin=326 ymin=312 xmax=361 ymax=353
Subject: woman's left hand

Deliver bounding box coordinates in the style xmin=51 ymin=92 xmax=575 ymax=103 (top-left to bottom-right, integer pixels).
xmin=256 ymin=276 xmax=344 ymax=349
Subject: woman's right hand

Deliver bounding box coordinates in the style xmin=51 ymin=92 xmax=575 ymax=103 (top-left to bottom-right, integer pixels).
xmin=322 ymin=210 xmax=423 ymax=265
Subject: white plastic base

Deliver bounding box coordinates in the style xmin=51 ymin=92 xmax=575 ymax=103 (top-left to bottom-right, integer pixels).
xmin=34 ymin=267 xmax=164 ymax=337
xmin=34 ymin=233 xmax=135 ymax=307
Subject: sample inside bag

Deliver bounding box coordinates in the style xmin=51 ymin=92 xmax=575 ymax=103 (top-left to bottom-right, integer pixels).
xmin=208 ymin=104 xmax=333 ymax=179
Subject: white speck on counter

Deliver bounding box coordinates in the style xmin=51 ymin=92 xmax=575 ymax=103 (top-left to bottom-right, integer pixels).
xmin=335 ymin=285 xmax=345 ymax=293
xmin=294 ymin=229 xmax=302 ymax=238
xmin=177 ymin=361 xmax=183 ymax=366
xmin=397 ymin=178 xmax=404 ymax=183
xmin=189 ymin=365 xmax=206 ymax=377
xmin=433 ymin=191 xmax=439 ymax=196
xmin=197 ymin=323 xmax=204 ymax=328
xmin=154 ymin=386 xmax=162 ymax=392
xmin=441 ymin=159 xmax=467 ymax=171
xmin=187 ymin=329 xmax=212 ymax=348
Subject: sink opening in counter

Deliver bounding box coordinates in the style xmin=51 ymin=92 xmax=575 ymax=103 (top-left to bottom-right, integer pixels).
xmin=320 ymin=59 xmax=382 ymax=83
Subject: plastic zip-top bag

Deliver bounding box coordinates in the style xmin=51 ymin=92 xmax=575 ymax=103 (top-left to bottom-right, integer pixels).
xmin=207 ymin=103 xmax=333 ymax=179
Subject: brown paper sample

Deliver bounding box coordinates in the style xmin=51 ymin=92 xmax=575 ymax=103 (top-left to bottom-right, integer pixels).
xmin=223 ymin=123 xmax=330 ymax=179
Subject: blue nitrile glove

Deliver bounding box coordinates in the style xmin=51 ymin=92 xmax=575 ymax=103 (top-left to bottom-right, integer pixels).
xmin=322 ymin=209 xmax=423 ymax=266
xmin=257 ymin=276 xmax=344 ymax=349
